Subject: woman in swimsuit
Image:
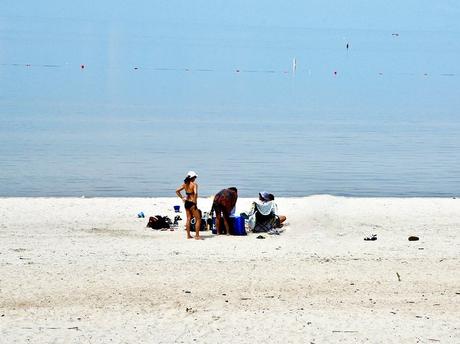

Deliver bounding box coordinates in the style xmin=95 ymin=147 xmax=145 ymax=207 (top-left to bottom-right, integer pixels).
xmin=176 ymin=171 xmax=202 ymax=240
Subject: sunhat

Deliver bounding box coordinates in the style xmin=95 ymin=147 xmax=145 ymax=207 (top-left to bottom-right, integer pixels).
xmin=186 ymin=170 xmax=198 ymax=178
xmin=259 ymin=191 xmax=270 ymax=201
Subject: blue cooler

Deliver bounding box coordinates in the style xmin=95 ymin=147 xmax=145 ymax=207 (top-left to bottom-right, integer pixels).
xmin=211 ymin=216 xmax=246 ymax=235
xmin=231 ymin=216 xmax=247 ymax=236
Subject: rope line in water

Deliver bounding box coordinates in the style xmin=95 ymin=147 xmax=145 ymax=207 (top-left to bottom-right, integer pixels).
xmin=0 ymin=62 xmax=457 ymax=77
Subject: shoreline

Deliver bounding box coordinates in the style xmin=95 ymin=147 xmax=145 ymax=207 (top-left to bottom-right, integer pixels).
xmin=0 ymin=194 xmax=458 ymax=199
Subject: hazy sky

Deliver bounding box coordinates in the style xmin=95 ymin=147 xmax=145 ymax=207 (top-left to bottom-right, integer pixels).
xmin=1 ymin=1 xmax=459 ymax=30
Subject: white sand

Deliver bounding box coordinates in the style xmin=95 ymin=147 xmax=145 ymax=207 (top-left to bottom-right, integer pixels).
xmin=1 ymin=196 xmax=459 ymax=343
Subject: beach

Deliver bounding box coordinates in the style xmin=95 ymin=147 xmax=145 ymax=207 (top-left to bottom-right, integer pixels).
xmin=1 ymin=196 xmax=459 ymax=343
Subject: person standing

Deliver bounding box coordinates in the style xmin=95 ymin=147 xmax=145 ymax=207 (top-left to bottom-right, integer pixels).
xmin=176 ymin=171 xmax=202 ymax=240
xmin=212 ymin=187 xmax=238 ymax=235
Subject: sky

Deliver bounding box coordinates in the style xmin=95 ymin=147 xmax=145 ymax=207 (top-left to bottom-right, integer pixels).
xmin=1 ymin=1 xmax=459 ymax=30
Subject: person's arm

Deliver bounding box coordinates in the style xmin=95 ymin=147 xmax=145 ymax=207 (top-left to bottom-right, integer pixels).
xmin=176 ymin=184 xmax=186 ymax=201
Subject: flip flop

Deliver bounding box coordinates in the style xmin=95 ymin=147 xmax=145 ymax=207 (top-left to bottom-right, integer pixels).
xmin=364 ymin=234 xmax=377 ymax=241
xmin=256 ymin=235 xmax=265 ymax=239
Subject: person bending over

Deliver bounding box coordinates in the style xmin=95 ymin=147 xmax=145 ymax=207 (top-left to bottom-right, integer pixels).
xmin=212 ymin=187 xmax=238 ymax=235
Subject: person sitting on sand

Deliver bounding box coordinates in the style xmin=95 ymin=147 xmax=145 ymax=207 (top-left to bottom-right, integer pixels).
xmin=176 ymin=171 xmax=202 ymax=240
xmin=212 ymin=187 xmax=238 ymax=235
xmin=246 ymin=191 xmax=286 ymax=231
xmin=264 ymin=192 xmax=286 ymax=227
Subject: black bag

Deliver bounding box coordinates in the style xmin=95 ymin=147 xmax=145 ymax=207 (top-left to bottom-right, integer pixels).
xmin=190 ymin=217 xmax=207 ymax=232
xmin=147 ymin=215 xmax=170 ymax=230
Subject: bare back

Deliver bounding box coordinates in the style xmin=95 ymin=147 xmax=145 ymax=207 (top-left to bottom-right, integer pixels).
xmin=184 ymin=181 xmax=198 ymax=204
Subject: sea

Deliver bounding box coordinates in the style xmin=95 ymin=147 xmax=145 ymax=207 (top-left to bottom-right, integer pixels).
xmin=1 ymin=4 xmax=460 ymax=197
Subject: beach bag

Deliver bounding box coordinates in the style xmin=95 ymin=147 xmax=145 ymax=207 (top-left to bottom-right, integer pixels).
xmin=190 ymin=217 xmax=207 ymax=232
xmin=147 ymin=216 xmax=170 ymax=230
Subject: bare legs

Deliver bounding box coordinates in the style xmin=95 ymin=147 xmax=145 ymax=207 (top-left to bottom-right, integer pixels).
xmin=278 ymin=215 xmax=287 ymax=227
xmin=185 ymin=206 xmax=203 ymax=240
xmin=185 ymin=208 xmax=193 ymax=239
xmin=215 ymin=211 xmax=222 ymax=235
xmin=192 ymin=207 xmax=202 ymax=240
xmin=215 ymin=211 xmax=231 ymax=235
xmin=222 ymin=213 xmax=231 ymax=235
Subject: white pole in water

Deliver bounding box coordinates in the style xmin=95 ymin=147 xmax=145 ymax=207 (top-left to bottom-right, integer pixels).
xmin=292 ymin=57 xmax=297 ymax=73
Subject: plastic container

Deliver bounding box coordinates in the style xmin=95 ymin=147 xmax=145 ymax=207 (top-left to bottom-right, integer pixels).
xmin=173 ymin=205 xmax=180 ymax=213
xmin=211 ymin=216 xmax=246 ymax=235
xmin=231 ymin=216 xmax=247 ymax=236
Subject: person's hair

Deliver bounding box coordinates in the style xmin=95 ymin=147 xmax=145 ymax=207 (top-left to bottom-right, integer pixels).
xmin=268 ymin=193 xmax=275 ymax=201
xmin=229 ymin=187 xmax=237 ymax=193
xmin=184 ymin=176 xmax=196 ymax=184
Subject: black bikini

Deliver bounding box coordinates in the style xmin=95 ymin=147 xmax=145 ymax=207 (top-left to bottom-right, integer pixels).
xmin=184 ymin=191 xmax=196 ymax=210
xmin=185 ymin=200 xmax=196 ymax=209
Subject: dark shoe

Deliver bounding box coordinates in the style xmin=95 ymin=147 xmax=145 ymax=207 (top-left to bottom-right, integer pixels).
xmin=364 ymin=234 xmax=377 ymax=241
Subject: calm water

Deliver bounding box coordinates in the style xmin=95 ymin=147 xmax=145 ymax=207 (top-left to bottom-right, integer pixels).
xmin=1 ymin=2 xmax=460 ymax=196
xmin=1 ymin=113 xmax=459 ymax=197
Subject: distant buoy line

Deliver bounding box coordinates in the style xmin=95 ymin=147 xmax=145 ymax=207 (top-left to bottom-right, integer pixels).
xmin=0 ymin=62 xmax=457 ymax=78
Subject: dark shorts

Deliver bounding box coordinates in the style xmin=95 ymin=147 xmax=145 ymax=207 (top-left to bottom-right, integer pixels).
xmin=184 ymin=200 xmax=196 ymax=210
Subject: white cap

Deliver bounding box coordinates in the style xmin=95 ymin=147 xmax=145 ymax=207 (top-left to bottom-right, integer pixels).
xmin=186 ymin=170 xmax=198 ymax=178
